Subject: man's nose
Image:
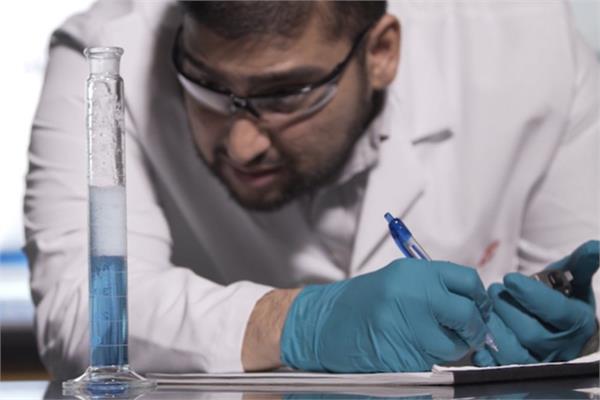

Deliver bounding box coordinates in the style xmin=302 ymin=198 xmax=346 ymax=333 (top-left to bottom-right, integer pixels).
xmin=225 ymin=118 xmax=272 ymax=166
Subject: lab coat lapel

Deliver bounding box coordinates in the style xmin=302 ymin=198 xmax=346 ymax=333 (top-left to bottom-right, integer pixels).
xmin=349 ymin=34 xmax=454 ymax=273
xmin=349 ymin=93 xmax=427 ymax=273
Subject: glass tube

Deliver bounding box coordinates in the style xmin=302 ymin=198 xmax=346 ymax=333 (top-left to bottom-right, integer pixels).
xmin=63 ymin=47 xmax=155 ymax=397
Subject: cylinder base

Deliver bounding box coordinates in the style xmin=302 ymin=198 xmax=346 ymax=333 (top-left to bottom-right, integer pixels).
xmin=62 ymin=365 xmax=156 ymax=397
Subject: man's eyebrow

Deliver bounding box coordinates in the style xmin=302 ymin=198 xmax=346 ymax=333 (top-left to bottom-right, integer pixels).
xmin=182 ymin=48 xmax=328 ymax=89
xmin=182 ymin=49 xmax=227 ymax=81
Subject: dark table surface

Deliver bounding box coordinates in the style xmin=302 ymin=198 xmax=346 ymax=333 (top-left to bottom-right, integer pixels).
xmin=1 ymin=377 xmax=599 ymax=400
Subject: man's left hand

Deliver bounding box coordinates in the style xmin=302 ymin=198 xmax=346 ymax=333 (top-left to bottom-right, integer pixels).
xmin=473 ymin=240 xmax=599 ymax=366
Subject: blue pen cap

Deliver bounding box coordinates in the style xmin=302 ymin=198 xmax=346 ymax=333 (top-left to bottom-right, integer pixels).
xmin=384 ymin=212 xmax=415 ymax=259
xmin=384 ymin=212 xmax=412 ymax=242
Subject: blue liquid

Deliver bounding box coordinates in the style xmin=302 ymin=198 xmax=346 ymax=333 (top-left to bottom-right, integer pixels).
xmin=90 ymin=255 xmax=128 ymax=367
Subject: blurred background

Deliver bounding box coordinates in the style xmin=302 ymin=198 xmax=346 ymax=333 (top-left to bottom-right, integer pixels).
xmin=0 ymin=0 xmax=598 ymax=383
xmin=0 ymin=0 xmax=95 ymax=381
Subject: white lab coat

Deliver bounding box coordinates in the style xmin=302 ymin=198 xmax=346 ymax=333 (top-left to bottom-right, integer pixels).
xmin=25 ymin=1 xmax=599 ymax=379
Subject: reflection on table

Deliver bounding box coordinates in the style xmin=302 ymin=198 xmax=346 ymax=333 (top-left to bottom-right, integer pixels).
xmin=11 ymin=375 xmax=595 ymax=400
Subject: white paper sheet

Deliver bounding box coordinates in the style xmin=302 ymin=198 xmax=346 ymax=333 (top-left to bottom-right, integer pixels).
xmin=147 ymin=351 xmax=599 ymax=387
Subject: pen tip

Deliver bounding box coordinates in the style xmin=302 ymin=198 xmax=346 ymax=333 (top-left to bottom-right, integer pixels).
xmin=485 ymin=334 xmax=500 ymax=352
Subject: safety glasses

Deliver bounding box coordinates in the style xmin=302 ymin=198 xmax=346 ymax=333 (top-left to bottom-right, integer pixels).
xmin=172 ymin=24 xmax=371 ymax=126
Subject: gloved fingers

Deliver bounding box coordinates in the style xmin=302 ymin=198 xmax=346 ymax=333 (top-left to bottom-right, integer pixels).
xmin=503 ymin=273 xmax=592 ymax=332
xmin=431 ymin=290 xmax=488 ymax=351
xmin=545 ymin=240 xmax=599 ymax=293
xmin=490 ymin=283 xmax=597 ymax=361
xmin=472 ymin=348 xmax=497 ymax=367
xmin=415 ymin=319 xmax=472 ymax=363
xmin=488 ymin=283 xmax=553 ymax=349
xmin=435 ymin=261 xmax=491 ymax=320
xmin=472 ymin=312 xmax=537 ymax=366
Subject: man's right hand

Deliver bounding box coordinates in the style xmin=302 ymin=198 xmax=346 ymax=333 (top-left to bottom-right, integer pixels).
xmin=279 ymin=259 xmax=492 ymax=372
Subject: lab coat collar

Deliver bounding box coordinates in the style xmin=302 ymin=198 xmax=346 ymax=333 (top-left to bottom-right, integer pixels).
xmin=349 ymin=41 xmax=454 ymax=272
xmin=394 ymin=1 xmax=454 ymax=145
xmin=349 ymin=91 xmax=425 ymax=272
xmin=332 ymin=118 xmax=383 ymax=188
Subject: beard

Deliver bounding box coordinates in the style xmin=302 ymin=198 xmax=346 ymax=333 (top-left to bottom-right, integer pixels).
xmin=195 ymin=90 xmax=385 ymax=212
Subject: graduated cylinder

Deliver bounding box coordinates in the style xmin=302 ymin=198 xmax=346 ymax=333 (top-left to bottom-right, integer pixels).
xmin=85 ymin=47 xmax=128 ymax=368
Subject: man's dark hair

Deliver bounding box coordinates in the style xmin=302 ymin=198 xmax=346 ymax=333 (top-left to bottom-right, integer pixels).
xmin=179 ymin=1 xmax=387 ymax=42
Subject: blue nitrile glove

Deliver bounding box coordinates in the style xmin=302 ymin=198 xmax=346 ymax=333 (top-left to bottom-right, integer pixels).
xmin=473 ymin=240 xmax=599 ymax=367
xmin=280 ymin=258 xmax=492 ymax=372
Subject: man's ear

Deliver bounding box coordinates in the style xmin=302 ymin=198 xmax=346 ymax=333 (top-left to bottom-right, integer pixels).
xmin=365 ymin=14 xmax=401 ymax=90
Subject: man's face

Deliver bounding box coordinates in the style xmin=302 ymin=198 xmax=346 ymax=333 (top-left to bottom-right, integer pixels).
xmin=180 ymin=15 xmax=377 ymax=211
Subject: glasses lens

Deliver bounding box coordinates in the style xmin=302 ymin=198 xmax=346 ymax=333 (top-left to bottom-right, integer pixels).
xmin=176 ymin=73 xmax=339 ymax=124
xmin=254 ymin=83 xmax=338 ymax=119
xmin=177 ymin=73 xmax=230 ymax=114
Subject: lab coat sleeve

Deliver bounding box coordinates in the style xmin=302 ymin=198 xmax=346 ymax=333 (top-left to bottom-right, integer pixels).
xmin=517 ymin=13 xmax=600 ymax=314
xmin=24 ymin=44 xmax=273 ymax=380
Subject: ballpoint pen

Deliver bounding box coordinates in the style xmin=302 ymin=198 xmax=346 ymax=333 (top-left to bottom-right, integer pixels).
xmin=384 ymin=212 xmax=499 ymax=352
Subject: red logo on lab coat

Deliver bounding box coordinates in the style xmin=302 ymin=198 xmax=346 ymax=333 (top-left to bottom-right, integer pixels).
xmin=478 ymin=240 xmax=499 ymax=268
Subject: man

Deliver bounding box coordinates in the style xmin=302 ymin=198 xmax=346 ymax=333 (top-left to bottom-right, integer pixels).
xmin=25 ymin=1 xmax=599 ymax=379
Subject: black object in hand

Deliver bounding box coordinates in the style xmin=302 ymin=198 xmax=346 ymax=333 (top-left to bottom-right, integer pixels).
xmin=531 ymin=269 xmax=574 ymax=297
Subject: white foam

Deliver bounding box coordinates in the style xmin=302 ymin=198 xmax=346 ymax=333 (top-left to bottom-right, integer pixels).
xmin=89 ymin=185 xmax=126 ymax=256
